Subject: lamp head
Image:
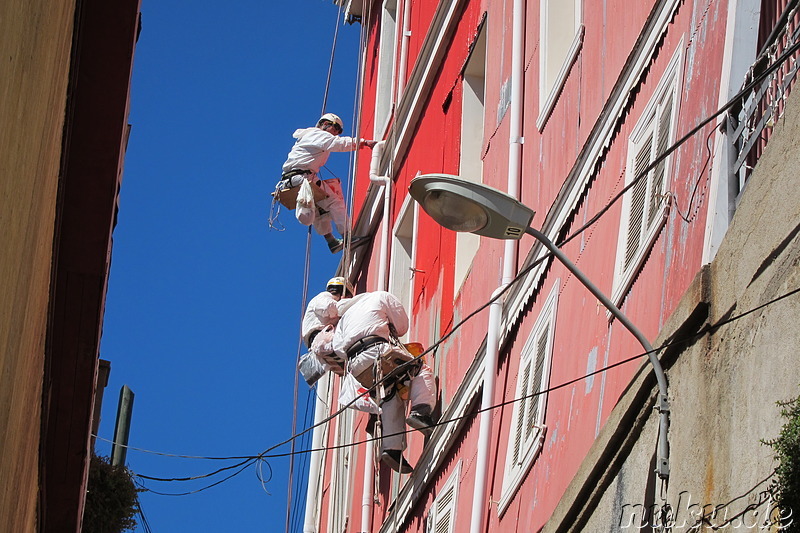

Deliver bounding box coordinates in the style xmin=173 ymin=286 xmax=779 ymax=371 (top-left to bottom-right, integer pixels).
xmin=409 ymin=174 xmax=535 ymax=240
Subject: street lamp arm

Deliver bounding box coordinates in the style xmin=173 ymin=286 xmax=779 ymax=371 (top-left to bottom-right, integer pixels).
xmin=525 ymin=226 xmax=670 ymax=479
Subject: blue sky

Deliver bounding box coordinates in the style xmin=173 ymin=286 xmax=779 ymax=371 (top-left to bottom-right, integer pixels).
xmin=97 ymin=1 xmax=361 ymax=530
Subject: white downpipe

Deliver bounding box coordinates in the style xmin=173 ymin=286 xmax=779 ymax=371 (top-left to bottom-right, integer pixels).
xmin=360 ymin=141 xmax=391 ymax=533
xmin=468 ymin=286 xmax=505 ymax=533
xmin=303 ymin=374 xmax=331 ymax=533
xmin=470 ymin=0 xmax=525 ymax=530
xmin=397 ymin=0 xmax=412 ymax=102
xmin=503 ymin=0 xmax=525 ymax=285
xmin=371 ymin=141 xmax=391 ymax=292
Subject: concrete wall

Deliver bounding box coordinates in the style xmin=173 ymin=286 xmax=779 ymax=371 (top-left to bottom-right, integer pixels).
xmin=544 ymin=88 xmax=800 ymax=532
xmin=0 ymin=1 xmax=75 ymax=531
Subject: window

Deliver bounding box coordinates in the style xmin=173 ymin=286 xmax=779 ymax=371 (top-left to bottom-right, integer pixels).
xmin=389 ymin=195 xmax=417 ymax=334
xmin=611 ymin=45 xmax=683 ymax=305
xmin=375 ymin=0 xmax=398 ymax=137
xmin=499 ymin=282 xmax=558 ymax=513
xmin=455 ymin=24 xmax=487 ymax=295
xmin=427 ymin=462 xmax=461 ymax=533
xmin=537 ymin=0 xmax=583 ymax=129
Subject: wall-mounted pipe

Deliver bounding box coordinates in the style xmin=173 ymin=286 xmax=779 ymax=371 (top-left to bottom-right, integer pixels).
xmin=397 ymin=0 xmax=412 ymax=102
xmin=360 ymin=141 xmax=391 ymax=533
xmin=302 ymin=375 xmax=331 ymax=533
xmin=470 ymin=0 xmax=525 ymax=530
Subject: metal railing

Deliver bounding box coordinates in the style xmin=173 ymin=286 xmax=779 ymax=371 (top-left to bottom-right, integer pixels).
xmin=728 ymin=0 xmax=800 ymax=196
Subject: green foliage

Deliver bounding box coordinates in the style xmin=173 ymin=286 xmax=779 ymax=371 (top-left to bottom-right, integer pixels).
xmin=83 ymin=453 xmax=141 ymax=533
xmin=766 ymin=393 xmax=800 ymax=532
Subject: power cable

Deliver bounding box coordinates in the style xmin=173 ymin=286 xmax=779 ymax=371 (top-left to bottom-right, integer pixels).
xmin=127 ymin=284 xmax=800 ymax=482
xmin=124 ymin=35 xmax=800 ymax=493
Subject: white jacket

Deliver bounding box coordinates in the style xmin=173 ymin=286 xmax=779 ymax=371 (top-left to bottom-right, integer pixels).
xmin=301 ymin=291 xmax=340 ymax=345
xmin=282 ymin=127 xmax=359 ymax=174
xmin=332 ymin=291 xmax=409 ymax=359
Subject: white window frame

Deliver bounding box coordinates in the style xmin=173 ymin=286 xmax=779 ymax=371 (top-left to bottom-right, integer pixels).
xmin=455 ymin=24 xmax=487 ymax=296
xmin=537 ymin=0 xmax=583 ymax=130
xmin=498 ymin=281 xmax=559 ymax=514
xmin=375 ymin=0 xmax=399 ymax=138
xmin=389 ymin=195 xmax=418 ymax=336
xmin=426 ymin=461 xmax=462 ymax=533
xmin=702 ymin=0 xmax=761 ymax=263
xmin=610 ymin=44 xmax=683 ymax=306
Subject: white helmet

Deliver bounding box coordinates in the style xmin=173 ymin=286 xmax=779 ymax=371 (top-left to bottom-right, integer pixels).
xmin=326 ymin=276 xmax=353 ymax=296
xmin=318 ymin=113 xmax=344 ymax=130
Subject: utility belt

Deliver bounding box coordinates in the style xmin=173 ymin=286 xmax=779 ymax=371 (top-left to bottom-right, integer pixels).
xmin=345 ymin=335 xmax=388 ymax=359
xmin=347 ymin=336 xmax=421 ymax=392
xmin=280 ymin=168 xmax=312 ymax=181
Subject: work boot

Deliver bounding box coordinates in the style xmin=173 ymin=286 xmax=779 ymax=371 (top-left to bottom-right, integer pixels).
xmin=327 ymin=238 xmax=344 ymax=254
xmin=406 ymin=404 xmax=435 ymax=438
xmin=381 ymin=450 xmax=414 ymax=474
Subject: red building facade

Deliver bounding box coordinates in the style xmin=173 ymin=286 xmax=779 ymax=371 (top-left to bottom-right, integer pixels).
xmin=303 ymin=0 xmax=798 ymax=531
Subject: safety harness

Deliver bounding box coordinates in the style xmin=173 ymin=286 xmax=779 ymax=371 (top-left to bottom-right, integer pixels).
xmin=345 ymin=332 xmax=423 ymax=404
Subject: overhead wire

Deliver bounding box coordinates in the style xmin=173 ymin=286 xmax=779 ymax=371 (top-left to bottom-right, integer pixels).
xmin=129 ymin=283 xmax=800 ymax=472
xmin=128 ymin=29 xmax=800 ymax=496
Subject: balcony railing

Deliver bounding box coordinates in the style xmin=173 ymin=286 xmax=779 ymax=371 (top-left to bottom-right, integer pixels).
xmin=728 ymin=0 xmax=800 ymax=197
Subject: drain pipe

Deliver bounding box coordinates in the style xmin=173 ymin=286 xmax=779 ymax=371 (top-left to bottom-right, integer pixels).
xmin=360 ymin=140 xmax=390 ymax=533
xmin=469 ymin=0 xmax=525 ymax=531
xmin=396 ymin=0 xmax=412 ymax=102
xmin=302 ymin=375 xmax=331 ymax=533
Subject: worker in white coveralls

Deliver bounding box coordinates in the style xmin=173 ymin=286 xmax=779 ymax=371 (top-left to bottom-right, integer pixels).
xmin=332 ymin=291 xmax=436 ymax=474
xmin=301 ymin=277 xmax=352 ymax=376
xmin=280 ymin=113 xmax=377 ymax=253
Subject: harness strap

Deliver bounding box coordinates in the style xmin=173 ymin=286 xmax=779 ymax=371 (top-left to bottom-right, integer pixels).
xmin=281 ymin=168 xmax=312 ymax=180
xmin=346 ymin=335 xmax=388 ymax=359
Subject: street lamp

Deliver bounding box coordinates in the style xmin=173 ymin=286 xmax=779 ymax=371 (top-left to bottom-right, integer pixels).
xmin=409 ymin=174 xmax=670 ymax=479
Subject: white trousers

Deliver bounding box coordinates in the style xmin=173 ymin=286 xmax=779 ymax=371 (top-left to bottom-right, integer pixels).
xmin=313 ymin=179 xmax=347 ymax=237
xmin=348 ymin=342 xmax=436 ymax=452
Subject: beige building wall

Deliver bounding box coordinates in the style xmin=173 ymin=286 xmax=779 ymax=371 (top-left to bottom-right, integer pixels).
xmin=545 ymin=90 xmax=800 ymax=532
xmin=0 ymin=1 xmax=75 ymax=530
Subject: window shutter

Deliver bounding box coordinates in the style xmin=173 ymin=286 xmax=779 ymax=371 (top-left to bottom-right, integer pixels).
xmin=429 ymin=464 xmax=460 ymax=533
xmin=625 ymin=134 xmax=653 ymax=270
xmin=499 ymin=282 xmax=558 ymax=514
xmin=513 ymin=359 xmax=532 ymax=464
xmin=648 ymin=92 xmax=673 ymax=228
xmin=526 ymin=325 xmax=549 ymax=443
xmin=433 ymin=486 xmax=454 ymax=533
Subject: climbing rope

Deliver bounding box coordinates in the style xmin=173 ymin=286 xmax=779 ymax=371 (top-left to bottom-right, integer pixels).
xmin=284 ymin=2 xmax=345 ymax=532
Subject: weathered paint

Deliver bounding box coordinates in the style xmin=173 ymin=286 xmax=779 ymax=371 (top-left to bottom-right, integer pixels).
xmin=314 ymin=0 xmax=741 ymax=530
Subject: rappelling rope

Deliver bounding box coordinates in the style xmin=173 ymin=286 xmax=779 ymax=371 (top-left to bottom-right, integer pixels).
xmin=341 ymin=0 xmax=370 ymax=268
xmin=285 ymin=228 xmax=314 ymax=533
xmin=284 ymin=2 xmax=345 ymax=531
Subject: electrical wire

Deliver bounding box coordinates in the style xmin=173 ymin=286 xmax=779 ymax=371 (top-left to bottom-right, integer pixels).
xmin=127 ymin=284 xmax=800 ymax=484
xmin=123 ymin=32 xmax=800 ymax=495
xmin=559 ymin=37 xmax=800 ymax=249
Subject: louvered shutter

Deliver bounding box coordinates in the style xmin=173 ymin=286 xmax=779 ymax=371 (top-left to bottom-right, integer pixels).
xmin=513 ymin=359 xmax=532 ymax=464
xmin=648 ymin=92 xmax=673 ymax=228
xmin=428 ymin=464 xmax=460 ymax=533
xmin=527 ymin=325 xmax=550 ymax=441
xmin=625 ymin=133 xmax=653 ymax=271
